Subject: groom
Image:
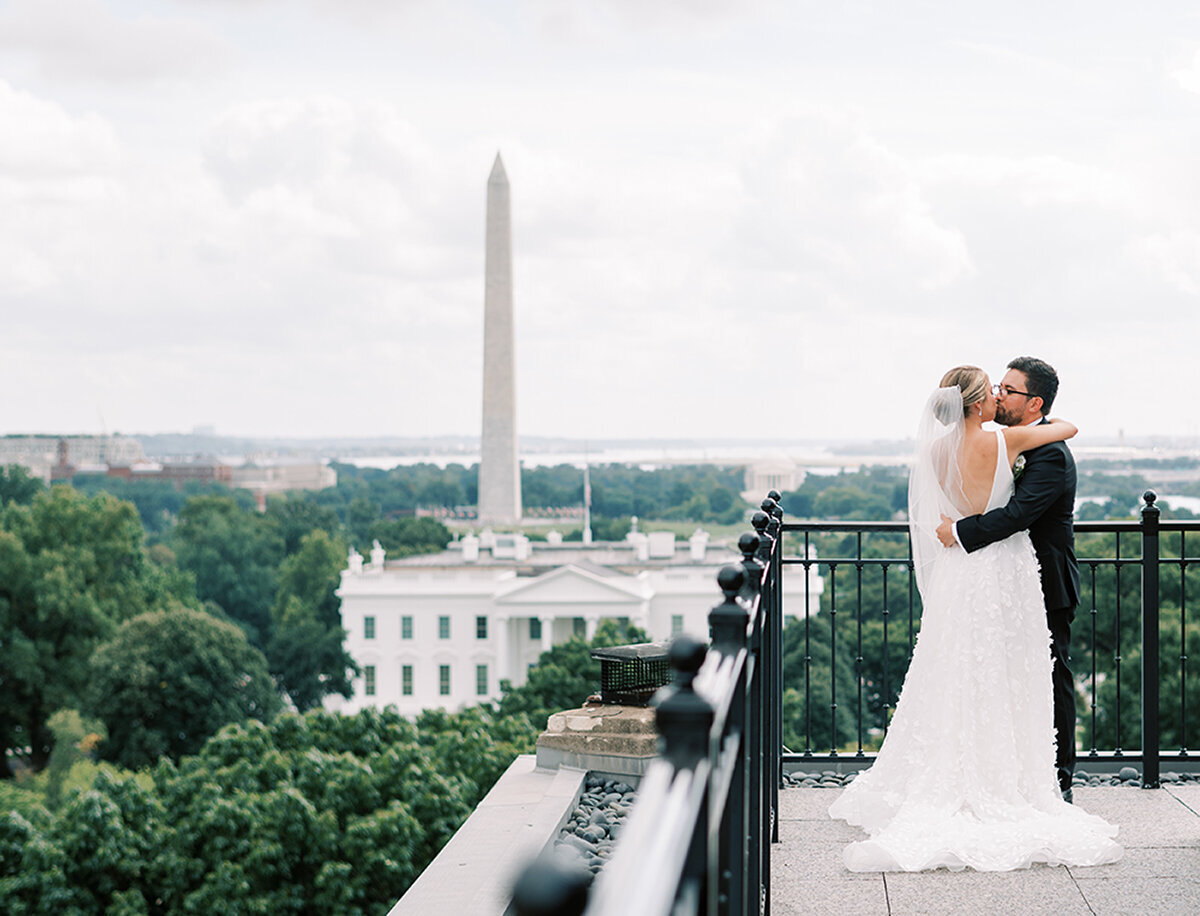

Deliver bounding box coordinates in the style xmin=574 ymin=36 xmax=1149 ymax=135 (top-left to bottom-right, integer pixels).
xmin=936 ymin=356 xmax=1080 ymax=802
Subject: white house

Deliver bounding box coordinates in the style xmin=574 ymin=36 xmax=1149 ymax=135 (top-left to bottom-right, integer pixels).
xmin=329 ymin=528 xmax=824 ymax=716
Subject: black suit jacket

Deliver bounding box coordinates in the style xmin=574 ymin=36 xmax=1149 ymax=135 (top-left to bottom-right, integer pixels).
xmin=956 ymin=429 xmax=1080 ymax=612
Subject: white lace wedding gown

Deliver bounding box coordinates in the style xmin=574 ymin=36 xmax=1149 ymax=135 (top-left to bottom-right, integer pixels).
xmin=828 ymin=430 xmax=1122 ymax=872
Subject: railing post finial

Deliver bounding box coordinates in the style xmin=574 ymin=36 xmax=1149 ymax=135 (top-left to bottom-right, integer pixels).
xmin=509 ymin=849 xmax=592 ymax=916
xmin=764 ymin=493 xmax=783 ymax=521
xmin=752 ymin=510 xmax=772 ymax=562
xmin=762 ymin=498 xmax=782 ymax=541
xmin=738 ymin=532 xmax=765 ymax=602
xmin=710 ymin=565 xmax=749 ymax=651
xmin=655 ymin=635 xmax=714 ymax=770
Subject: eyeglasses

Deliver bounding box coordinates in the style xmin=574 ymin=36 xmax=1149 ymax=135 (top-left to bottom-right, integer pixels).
xmin=992 ymin=383 xmax=1033 ymax=398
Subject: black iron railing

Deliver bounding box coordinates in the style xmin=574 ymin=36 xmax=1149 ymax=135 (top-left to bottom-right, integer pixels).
xmin=511 ymin=499 xmax=787 ymax=916
xmin=781 ymin=492 xmax=1200 ymax=788
xmin=510 ymin=490 xmax=1198 ymax=914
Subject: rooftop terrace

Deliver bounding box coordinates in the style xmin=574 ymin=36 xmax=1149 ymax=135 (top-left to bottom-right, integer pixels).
xmin=404 ymin=492 xmax=1200 ymax=915
xmin=777 ymin=784 xmax=1200 ymax=914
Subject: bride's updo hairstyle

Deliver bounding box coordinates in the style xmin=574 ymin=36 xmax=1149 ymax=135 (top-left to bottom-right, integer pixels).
xmin=939 ymin=366 xmax=989 ymax=420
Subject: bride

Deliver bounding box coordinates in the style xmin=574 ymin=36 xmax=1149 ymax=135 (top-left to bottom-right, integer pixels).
xmin=827 ymin=366 xmax=1123 ymax=872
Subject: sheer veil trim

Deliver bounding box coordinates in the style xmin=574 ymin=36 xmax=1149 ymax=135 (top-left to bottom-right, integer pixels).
xmin=909 ymin=386 xmax=967 ymax=599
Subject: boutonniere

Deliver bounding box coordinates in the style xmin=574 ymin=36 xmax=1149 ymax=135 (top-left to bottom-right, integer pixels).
xmin=1013 ymin=455 xmax=1027 ymax=482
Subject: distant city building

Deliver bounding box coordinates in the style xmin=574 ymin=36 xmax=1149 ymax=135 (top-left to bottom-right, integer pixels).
xmin=231 ymin=460 xmax=337 ymax=509
xmin=329 ymin=529 xmax=824 ymax=717
xmin=0 ymin=434 xmax=334 ymax=504
xmin=110 ymin=461 xmax=234 ymax=487
xmin=0 ymin=435 xmax=145 ymax=482
xmin=743 ymin=457 xmax=804 ymax=503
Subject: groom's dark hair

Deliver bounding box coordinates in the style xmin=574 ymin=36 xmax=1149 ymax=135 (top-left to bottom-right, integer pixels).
xmin=1008 ymin=356 xmax=1059 ymax=414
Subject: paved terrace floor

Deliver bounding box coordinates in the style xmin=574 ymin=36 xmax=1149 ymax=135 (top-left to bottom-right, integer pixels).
xmin=775 ymin=785 xmax=1200 ymax=915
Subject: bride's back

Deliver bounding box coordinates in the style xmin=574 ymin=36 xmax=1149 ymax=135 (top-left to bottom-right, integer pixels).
xmin=954 ymin=428 xmax=1000 ymax=516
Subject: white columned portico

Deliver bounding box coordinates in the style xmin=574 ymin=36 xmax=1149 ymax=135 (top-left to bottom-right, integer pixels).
xmin=632 ymin=601 xmax=650 ymax=635
xmin=495 ymin=615 xmax=510 ymax=683
xmin=584 ymin=615 xmax=599 ymax=641
xmin=539 ymin=615 xmax=554 ymax=654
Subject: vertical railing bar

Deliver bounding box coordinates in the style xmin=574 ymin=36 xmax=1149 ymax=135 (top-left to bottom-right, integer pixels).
xmin=855 ymin=531 xmax=865 ymax=756
xmin=828 ymin=563 xmax=838 ymax=756
xmin=881 ymin=564 xmax=891 ymax=738
xmin=772 ymin=515 xmax=783 ymax=849
xmin=1088 ymin=562 xmax=1099 ymax=756
xmin=803 ymin=535 xmax=813 ymax=757
xmin=1142 ymin=493 xmax=1161 ymax=788
xmin=1114 ymin=532 xmax=1123 ymax=756
xmin=1181 ymin=530 xmax=1189 ymax=755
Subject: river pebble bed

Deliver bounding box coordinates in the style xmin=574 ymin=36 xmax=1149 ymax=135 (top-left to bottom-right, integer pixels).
xmin=554 ymin=774 xmax=638 ymax=875
xmin=784 ymin=767 xmax=1200 ymax=788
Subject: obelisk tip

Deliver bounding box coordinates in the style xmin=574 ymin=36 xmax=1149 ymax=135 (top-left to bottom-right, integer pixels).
xmin=489 ymin=152 xmax=507 ymax=183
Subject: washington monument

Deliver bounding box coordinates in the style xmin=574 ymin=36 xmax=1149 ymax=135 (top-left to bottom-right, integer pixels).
xmin=478 ymin=153 xmax=522 ymax=524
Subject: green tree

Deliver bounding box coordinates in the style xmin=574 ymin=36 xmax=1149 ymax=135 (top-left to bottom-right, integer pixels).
xmin=0 ymin=486 xmax=171 ymax=775
xmin=88 ymin=605 xmax=280 ymax=769
xmin=43 ymin=709 xmax=106 ymax=811
xmin=363 ymin=516 xmax=451 ymax=557
xmin=265 ymin=495 xmax=340 ymax=556
xmin=267 ymin=529 xmax=357 ymax=715
xmin=269 ymin=528 xmax=359 ymax=715
xmin=0 ymin=464 xmax=43 ymax=507
xmin=345 ymin=496 xmax=380 ymax=546
xmin=262 ymin=530 xmax=355 ymax=715
xmin=9 ymin=665 xmax=615 ymax=912
xmin=171 ymin=495 xmax=284 ymax=646
xmin=415 ymin=706 xmax=538 ymax=805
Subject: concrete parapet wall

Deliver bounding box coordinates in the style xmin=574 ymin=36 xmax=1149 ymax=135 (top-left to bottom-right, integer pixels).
xmin=389 ymin=756 xmax=584 ymax=916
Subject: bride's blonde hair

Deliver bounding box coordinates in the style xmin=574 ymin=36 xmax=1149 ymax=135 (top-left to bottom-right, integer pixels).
xmin=940 ymin=366 xmax=989 ymax=418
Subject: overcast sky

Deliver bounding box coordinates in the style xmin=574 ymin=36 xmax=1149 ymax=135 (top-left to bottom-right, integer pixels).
xmin=2 ymin=1 xmax=1198 ymax=444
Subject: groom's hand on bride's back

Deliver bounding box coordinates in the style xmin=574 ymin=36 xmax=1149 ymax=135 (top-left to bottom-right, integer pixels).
xmin=936 ymin=515 xmax=957 ymax=547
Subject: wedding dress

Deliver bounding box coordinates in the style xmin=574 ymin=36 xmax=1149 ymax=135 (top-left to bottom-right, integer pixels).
xmin=828 ymin=390 xmax=1122 ymax=872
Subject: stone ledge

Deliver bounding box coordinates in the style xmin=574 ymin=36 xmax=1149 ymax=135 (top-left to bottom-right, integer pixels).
xmin=389 ymin=756 xmax=585 ymax=916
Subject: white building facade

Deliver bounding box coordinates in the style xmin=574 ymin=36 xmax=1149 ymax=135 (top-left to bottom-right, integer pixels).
xmin=330 ymin=530 xmax=823 ymax=717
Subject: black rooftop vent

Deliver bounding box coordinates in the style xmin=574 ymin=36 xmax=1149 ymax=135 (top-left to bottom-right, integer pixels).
xmin=589 ymin=642 xmax=672 ymax=706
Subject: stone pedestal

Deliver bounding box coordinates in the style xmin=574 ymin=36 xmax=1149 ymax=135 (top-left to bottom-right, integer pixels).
xmin=535 ymin=704 xmax=658 ymax=781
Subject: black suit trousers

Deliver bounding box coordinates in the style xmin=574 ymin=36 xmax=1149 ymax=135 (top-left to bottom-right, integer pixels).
xmin=1048 ymin=605 xmax=1076 ymax=790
